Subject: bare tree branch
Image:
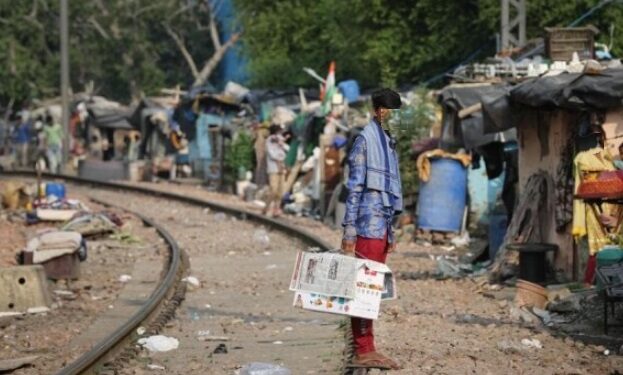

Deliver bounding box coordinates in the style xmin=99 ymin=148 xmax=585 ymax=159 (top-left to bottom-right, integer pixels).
xmin=22 ymin=0 xmax=43 ymax=30
xmin=163 ymin=23 xmax=200 ymax=79
xmin=193 ymin=32 xmax=241 ymax=87
xmin=167 ymin=3 xmax=195 ymax=21
xmin=209 ymin=15 xmax=222 ymax=50
xmin=93 ymin=0 xmax=109 ymax=16
xmin=9 ymin=39 xmax=16 ymax=75
xmin=38 ymin=0 xmax=49 ymax=12
xmin=134 ymin=3 xmax=170 ymax=18
xmin=88 ymin=17 xmax=110 ymax=40
xmin=28 ymin=0 xmax=38 ymax=19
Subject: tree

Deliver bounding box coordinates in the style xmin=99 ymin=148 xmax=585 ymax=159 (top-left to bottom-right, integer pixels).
xmin=234 ymin=0 xmax=623 ymax=89
xmin=161 ymin=0 xmax=242 ymax=88
xmin=0 ymin=0 xmax=240 ymax=106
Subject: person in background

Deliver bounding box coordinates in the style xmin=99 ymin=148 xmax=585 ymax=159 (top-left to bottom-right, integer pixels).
xmin=124 ymin=131 xmax=141 ymax=162
xmin=32 ymin=116 xmax=46 ymax=168
xmin=342 ymin=88 xmax=403 ymax=370
xmin=614 ymin=143 xmax=623 ymax=170
xmin=263 ymin=124 xmax=289 ymax=217
xmin=573 ymin=125 xmax=620 ymax=285
xmin=12 ymin=111 xmax=31 ymax=167
xmin=169 ymin=128 xmax=189 ymax=179
xmin=43 ymin=115 xmax=64 ymax=173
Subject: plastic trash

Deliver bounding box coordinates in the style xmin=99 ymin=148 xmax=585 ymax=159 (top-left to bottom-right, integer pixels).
xmin=436 ymin=258 xmax=462 ymax=278
xmin=450 ymin=232 xmax=471 ymax=247
xmin=137 ymin=335 xmax=179 ymax=352
xmin=190 ymin=311 xmax=200 ymax=321
xmin=239 ymin=362 xmax=292 ymax=375
xmin=253 ymin=229 xmax=270 ymax=248
xmin=521 ymin=338 xmax=543 ymax=349
xmin=119 ymin=274 xmax=132 ymax=283
xmin=214 ymin=212 xmax=227 ymax=221
xmin=213 ymin=343 xmax=228 ymax=354
xmin=182 ymin=276 xmax=200 ymax=287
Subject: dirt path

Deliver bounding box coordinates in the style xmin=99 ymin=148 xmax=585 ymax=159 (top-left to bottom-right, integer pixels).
xmin=0 ymin=180 xmax=166 ymax=374
xmin=126 ymin=182 xmax=623 ymax=374
xmin=89 ymin=189 xmax=344 ymax=374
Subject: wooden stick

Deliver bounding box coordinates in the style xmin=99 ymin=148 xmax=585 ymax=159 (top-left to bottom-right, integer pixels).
xmin=458 ymin=103 xmax=483 ymax=119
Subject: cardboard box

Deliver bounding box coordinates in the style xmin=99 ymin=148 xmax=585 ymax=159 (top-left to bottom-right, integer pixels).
xmin=290 ymin=251 xmax=395 ymax=320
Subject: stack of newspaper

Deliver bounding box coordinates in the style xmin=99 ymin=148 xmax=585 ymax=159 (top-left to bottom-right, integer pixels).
xmin=290 ymin=251 xmax=395 ymax=320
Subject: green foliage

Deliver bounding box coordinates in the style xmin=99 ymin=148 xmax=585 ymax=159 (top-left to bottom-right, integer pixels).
xmin=0 ymin=0 xmax=218 ymax=105
xmin=3 ymin=0 xmax=623 ymax=106
xmin=235 ymin=0 xmax=623 ymax=88
xmin=224 ymin=130 xmax=254 ymax=178
xmin=391 ymin=88 xmax=436 ymax=195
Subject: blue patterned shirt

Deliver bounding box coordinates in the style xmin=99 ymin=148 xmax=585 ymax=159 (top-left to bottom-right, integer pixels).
xmin=342 ymin=133 xmax=398 ymax=243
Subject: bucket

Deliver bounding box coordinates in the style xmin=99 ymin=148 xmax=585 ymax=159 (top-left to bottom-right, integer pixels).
xmin=45 ymin=183 xmax=66 ymax=199
xmin=515 ymin=279 xmax=548 ymax=309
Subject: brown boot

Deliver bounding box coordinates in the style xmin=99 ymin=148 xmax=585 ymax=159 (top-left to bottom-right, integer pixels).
xmin=348 ymin=351 xmax=401 ymax=370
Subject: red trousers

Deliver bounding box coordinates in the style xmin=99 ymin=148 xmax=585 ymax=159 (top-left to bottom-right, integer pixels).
xmin=584 ymin=254 xmax=597 ymax=284
xmin=351 ymin=235 xmax=389 ymax=355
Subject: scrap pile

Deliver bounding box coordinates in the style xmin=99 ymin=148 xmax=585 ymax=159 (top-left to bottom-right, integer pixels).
xmin=1 ymin=180 xmax=123 ymax=280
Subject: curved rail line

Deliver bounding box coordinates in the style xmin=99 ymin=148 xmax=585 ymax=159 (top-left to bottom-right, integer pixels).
xmin=58 ymin=197 xmax=186 ymax=375
xmin=2 ymin=171 xmax=353 ymax=374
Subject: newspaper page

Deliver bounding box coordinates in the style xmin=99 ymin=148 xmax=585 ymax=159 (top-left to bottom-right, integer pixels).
xmin=290 ymin=251 xmax=358 ymax=299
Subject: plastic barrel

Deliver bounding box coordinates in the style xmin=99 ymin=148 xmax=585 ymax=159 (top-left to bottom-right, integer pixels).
xmin=337 ymin=80 xmax=360 ymax=104
xmin=488 ymin=214 xmax=508 ymax=260
xmin=417 ymin=158 xmax=467 ymax=232
xmin=45 ymin=183 xmax=66 ymax=199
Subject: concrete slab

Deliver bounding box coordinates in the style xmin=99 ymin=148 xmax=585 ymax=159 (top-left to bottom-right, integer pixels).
xmin=0 ymin=265 xmax=51 ymax=312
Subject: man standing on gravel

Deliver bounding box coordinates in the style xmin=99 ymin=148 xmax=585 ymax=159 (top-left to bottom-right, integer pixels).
xmin=342 ymin=88 xmax=402 ymax=370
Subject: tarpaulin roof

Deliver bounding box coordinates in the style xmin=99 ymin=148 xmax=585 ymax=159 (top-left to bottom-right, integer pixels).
xmin=483 ymin=68 xmax=623 ymax=133
xmin=88 ymin=106 xmax=134 ymax=130
xmin=438 ymin=83 xmax=516 ymax=150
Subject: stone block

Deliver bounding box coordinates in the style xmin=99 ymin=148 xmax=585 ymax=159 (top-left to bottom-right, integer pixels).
xmin=0 ymin=265 xmax=51 ymax=312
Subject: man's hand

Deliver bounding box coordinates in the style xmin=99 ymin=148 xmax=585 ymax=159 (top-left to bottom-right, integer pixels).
xmin=341 ymin=239 xmax=356 ymax=254
xmin=388 ymin=241 xmax=397 ymax=253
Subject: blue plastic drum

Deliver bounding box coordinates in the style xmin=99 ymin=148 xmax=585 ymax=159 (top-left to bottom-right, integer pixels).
xmin=337 ymin=80 xmax=360 ymax=104
xmin=45 ymin=182 xmax=66 ymax=199
xmin=417 ymin=158 xmax=467 ymax=232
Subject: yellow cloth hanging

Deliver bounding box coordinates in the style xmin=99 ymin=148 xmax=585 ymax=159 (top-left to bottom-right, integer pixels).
xmin=416 ymin=149 xmax=472 ymax=182
xmin=572 ymin=147 xmax=617 ymax=255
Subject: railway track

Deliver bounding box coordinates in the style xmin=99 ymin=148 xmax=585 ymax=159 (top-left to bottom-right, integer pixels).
xmin=2 ymin=171 xmax=355 ymax=374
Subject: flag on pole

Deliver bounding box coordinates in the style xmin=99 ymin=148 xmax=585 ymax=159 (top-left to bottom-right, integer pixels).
xmin=321 ymin=61 xmax=336 ymax=115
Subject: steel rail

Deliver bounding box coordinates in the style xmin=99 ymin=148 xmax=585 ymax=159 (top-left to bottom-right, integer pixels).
xmin=1 ymin=170 xmax=338 ymax=374
xmin=56 ymin=198 xmax=183 ymax=375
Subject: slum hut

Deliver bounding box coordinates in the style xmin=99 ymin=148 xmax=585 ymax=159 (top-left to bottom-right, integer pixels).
xmin=427 ymin=83 xmax=517 ymax=257
xmin=77 ymin=100 xmax=136 ymax=181
xmin=174 ymin=88 xmax=244 ymax=189
xmin=483 ymin=66 xmax=623 ymax=281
